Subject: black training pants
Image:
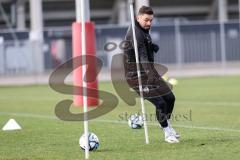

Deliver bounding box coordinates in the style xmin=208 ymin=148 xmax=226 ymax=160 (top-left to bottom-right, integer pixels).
xmin=147 ymin=92 xmax=175 ymax=128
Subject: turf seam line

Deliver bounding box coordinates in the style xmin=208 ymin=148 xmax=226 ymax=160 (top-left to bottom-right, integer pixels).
xmin=1 ymin=112 xmax=240 ymax=133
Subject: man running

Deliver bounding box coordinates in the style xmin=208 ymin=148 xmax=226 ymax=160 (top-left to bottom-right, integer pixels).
xmin=124 ymin=6 xmax=180 ymax=143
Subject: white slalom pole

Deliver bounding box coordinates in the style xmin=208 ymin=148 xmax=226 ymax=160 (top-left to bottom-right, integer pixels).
xmin=80 ymin=0 xmax=89 ymax=158
xmin=129 ymin=0 xmax=149 ymax=144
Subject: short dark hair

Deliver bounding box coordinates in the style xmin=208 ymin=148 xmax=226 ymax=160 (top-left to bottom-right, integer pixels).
xmin=138 ymin=6 xmax=154 ymax=15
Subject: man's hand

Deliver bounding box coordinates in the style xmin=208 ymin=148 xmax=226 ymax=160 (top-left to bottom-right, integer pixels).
xmin=152 ymin=43 xmax=159 ymax=53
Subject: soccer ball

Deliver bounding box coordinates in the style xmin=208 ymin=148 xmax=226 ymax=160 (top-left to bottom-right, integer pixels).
xmin=128 ymin=114 xmax=144 ymax=129
xmin=79 ymin=132 xmax=99 ymax=151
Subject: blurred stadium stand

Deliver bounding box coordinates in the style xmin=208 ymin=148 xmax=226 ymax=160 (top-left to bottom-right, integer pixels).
xmin=0 ymin=0 xmax=239 ymax=84
xmin=0 ymin=0 xmax=239 ymax=27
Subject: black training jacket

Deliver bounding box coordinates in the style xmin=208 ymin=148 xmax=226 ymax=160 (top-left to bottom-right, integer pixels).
xmin=123 ymin=21 xmax=171 ymax=98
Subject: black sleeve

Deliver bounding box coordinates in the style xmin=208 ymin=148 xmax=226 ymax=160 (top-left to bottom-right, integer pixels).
xmin=134 ymin=29 xmax=148 ymax=63
xmin=134 ymin=29 xmax=159 ymax=80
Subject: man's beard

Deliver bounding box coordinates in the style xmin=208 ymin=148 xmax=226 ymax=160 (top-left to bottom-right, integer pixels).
xmin=144 ymin=26 xmax=151 ymax=30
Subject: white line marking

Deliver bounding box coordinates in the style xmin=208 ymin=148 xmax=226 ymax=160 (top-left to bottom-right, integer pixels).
xmin=1 ymin=97 xmax=239 ymax=107
xmin=0 ymin=112 xmax=57 ymax=120
xmin=177 ymin=101 xmax=240 ymax=107
xmin=1 ymin=112 xmax=240 ymax=133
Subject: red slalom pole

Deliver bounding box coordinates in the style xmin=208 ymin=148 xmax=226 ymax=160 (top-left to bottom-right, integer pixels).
xmin=72 ymin=22 xmax=99 ymax=107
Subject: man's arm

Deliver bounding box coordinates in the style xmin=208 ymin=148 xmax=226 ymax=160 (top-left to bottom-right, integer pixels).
xmin=134 ymin=30 xmax=159 ymax=83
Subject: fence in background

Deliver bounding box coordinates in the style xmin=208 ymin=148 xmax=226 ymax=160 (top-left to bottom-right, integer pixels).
xmin=0 ymin=20 xmax=240 ymax=75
